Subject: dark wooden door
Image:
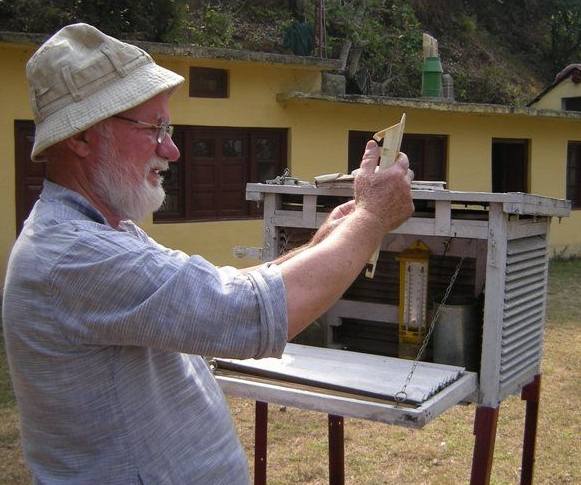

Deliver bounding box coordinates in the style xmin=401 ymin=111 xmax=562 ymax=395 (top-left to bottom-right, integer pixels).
xmin=492 ymin=139 xmax=529 ymax=193
xmin=349 ymin=131 xmax=447 ymax=181
xmin=15 ymin=120 xmax=45 ymax=234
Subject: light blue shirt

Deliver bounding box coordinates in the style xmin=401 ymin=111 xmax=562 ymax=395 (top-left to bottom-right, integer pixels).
xmin=2 ymin=180 xmax=288 ymax=484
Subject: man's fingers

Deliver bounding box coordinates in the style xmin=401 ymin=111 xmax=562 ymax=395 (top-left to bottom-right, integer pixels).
xmin=336 ymin=200 xmax=355 ymax=217
xmin=358 ymin=140 xmax=380 ymax=175
xmin=395 ymin=152 xmax=409 ymax=171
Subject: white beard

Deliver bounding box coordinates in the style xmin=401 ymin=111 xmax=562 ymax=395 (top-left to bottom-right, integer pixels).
xmin=92 ymin=124 xmax=167 ymax=222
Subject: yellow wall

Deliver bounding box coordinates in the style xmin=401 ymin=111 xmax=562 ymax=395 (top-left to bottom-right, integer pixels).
xmin=531 ymin=77 xmax=581 ymax=110
xmin=274 ymin=100 xmax=581 ymax=256
xmin=0 ymin=44 xmax=37 ymax=283
xmin=2 ymin=42 xmax=581 ymax=287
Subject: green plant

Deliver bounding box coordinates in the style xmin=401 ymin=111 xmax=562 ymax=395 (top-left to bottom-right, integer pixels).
xmin=0 ymin=0 xmax=185 ymax=42
xmin=304 ymin=0 xmax=423 ymax=96
xmin=548 ymin=0 xmax=581 ymax=72
xmin=187 ymin=5 xmax=237 ymax=48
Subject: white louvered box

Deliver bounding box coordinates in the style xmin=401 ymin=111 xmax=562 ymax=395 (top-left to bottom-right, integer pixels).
xmin=217 ymin=183 xmax=570 ymax=426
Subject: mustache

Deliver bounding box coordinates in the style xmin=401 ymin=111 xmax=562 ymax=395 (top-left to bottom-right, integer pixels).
xmin=146 ymin=158 xmax=169 ymax=173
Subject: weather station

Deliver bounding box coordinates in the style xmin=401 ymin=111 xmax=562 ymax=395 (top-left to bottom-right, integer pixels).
xmin=215 ymin=116 xmax=570 ymax=485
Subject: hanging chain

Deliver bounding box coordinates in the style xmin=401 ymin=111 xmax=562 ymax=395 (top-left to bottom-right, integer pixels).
xmin=394 ymin=253 xmax=466 ymax=406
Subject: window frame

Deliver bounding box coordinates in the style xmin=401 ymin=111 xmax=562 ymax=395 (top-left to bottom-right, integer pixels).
xmin=189 ymin=67 xmax=229 ymax=98
xmin=566 ymin=141 xmax=581 ymax=209
xmin=154 ymin=126 xmax=287 ymax=223
xmin=491 ymin=138 xmax=530 ymax=194
xmin=348 ymin=131 xmax=448 ymax=183
xmin=562 ymin=96 xmax=581 ymax=112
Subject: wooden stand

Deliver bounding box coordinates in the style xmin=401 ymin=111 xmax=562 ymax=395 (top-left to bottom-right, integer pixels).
xmin=254 ymin=401 xmax=268 ymax=485
xmin=470 ymin=406 xmax=500 ymax=485
xmin=520 ymin=374 xmax=541 ymax=485
xmin=328 ymin=415 xmax=344 ymax=485
xmin=468 ymin=373 xmax=542 ymax=485
xmin=252 ymin=374 xmax=542 ymax=484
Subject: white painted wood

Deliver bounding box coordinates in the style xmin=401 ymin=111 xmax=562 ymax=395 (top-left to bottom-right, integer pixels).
xmin=503 ymin=201 xmax=570 ymax=217
xmin=262 ymin=193 xmax=280 ymax=261
xmin=216 ymin=371 xmax=477 ymax=428
xmin=497 ymin=367 xmax=538 ymax=403
xmin=302 ymin=195 xmax=318 ymax=227
xmin=449 ymin=220 xmax=489 ymax=239
xmin=479 ymin=203 xmax=508 ymax=407
xmin=327 ymin=299 xmax=398 ymax=324
xmin=272 ymin=212 xmax=317 ymax=229
xmin=507 ymin=219 xmax=550 ymax=239
xmin=217 ymin=343 xmax=467 ymax=405
xmin=247 ymin=183 xmax=571 ymax=218
xmin=435 ymin=200 xmax=452 ymax=235
xmin=246 ymin=191 xmax=264 ymax=201
xmin=391 ymin=218 xmax=488 ymax=239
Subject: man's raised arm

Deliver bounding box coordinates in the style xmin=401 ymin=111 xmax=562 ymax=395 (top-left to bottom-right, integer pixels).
xmin=279 ymin=140 xmax=415 ymax=338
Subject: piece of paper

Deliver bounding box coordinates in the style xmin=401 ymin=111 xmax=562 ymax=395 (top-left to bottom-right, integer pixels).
xmin=373 ymin=113 xmax=406 ymax=169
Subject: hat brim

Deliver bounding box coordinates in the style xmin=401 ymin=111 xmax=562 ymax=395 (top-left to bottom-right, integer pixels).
xmin=31 ymin=62 xmax=184 ymax=161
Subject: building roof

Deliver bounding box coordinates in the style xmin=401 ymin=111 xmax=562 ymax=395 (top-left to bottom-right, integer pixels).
xmin=0 ymin=31 xmax=344 ymax=71
xmin=278 ymin=91 xmax=581 ymax=120
xmin=527 ymin=63 xmax=581 ymax=106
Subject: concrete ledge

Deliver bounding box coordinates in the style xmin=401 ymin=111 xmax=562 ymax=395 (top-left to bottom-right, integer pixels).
xmin=276 ymin=91 xmax=581 ymax=120
xmin=321 ymin=72 xmax=346 ymax=96
xmin=0 ymin=31 xmax=342 ymax=70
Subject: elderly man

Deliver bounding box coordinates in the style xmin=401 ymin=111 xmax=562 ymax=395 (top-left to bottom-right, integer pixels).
xmin=2 ymin=23 xmax=413 ymax=484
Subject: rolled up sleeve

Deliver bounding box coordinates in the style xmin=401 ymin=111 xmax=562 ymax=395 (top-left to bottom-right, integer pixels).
xmin=50 ymin=231 xmax=288 ymax=359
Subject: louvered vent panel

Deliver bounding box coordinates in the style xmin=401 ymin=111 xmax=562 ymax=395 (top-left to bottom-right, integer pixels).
xmin=499 ymin=235 xmax=548 ymax=393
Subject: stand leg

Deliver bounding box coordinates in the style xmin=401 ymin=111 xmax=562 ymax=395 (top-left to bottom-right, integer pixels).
xmin=470 ymin=405 xmax=500 ymax=485
xmin=520 ymin=374 xmax=541 ymax=485
xmin=254 ymin=401 xmax=268 ymax=485
xmin=328 ymin=414 xmax=344 ymax=485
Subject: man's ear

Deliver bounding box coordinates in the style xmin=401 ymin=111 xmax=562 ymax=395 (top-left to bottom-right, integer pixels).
xmin=63 ymin=128 xmax=96 ymax=158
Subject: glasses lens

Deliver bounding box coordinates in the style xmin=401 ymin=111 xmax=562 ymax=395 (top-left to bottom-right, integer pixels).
xmin=157 ymin=122 xmax=174 ymax=143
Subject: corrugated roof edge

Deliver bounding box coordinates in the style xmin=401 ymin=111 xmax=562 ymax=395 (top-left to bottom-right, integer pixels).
xmin=277 ymin=91 xmax=581 ymax=120
xmin=0 ymin=31 xmax=343 ymax=71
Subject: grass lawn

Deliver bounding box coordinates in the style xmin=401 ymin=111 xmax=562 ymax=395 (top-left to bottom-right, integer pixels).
xmin=1 ymin=259 xmax=580 ymax=483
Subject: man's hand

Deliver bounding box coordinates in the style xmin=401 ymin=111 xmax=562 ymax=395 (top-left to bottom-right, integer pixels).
xmin=277 ymin=139 xmax=414 ymax=338
xmin=311 ymin=200 xmax=355 ymax=245
xmin=354 ymin=140 xmax=414 ymax=233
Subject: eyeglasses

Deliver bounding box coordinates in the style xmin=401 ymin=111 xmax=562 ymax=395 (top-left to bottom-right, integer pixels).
xmin=113 ymin=115 xmax=174 ymax=144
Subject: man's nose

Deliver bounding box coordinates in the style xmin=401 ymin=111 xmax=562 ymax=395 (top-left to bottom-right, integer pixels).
xmin=156 ymin=135 xmax=180 ymax=162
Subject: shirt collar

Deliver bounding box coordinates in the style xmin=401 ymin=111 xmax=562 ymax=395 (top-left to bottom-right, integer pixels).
xmin=41 ymin=179 xmax=109 ymax=225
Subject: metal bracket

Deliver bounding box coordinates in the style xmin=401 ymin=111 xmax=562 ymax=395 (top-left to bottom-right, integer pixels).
xmin=233 ymin=246 xmax=264 ymax=260
xmin=266 ymin=168 xmax=300 ymax=186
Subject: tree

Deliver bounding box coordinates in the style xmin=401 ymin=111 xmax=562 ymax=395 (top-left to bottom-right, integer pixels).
xmin=549 ymin=0 xmax=581 ymax=72
xmin=0 ymin=0 xmax=183 ymax=41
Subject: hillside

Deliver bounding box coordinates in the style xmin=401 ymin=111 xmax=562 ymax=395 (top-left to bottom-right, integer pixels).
xmin=229 ymin=0 xmax=581 ymax=105
xmin=1 ymin=0 xmax=580 ymax=105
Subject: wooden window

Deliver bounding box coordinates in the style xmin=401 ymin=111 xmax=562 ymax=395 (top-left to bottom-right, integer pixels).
xmin=348 ymin=131 xmax=447 ymax=181
xmin=154 ymin=127 xmax=287 ymax=223
xmin=562 ymin=97 xmax=581 ymax=111
xmin=189 ymin=67 xmax=228 ymax=98
xmin=492 ymin=139 xmax=529 ymax=193
xmin=567 ymin=142 xmax=581 ymax=209
xmin=14 ymin=120 xmax=45 ymax=234
xmin=401 ymin=135 xmax=447 ymax=181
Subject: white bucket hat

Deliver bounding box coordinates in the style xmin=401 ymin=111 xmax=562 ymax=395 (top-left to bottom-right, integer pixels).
xmin=26 ymin=23 xmax=184 ymax=161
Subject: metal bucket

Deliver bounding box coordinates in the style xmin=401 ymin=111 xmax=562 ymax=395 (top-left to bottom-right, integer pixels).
xmin=432 ymin=302 xmax=480 ymax=371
